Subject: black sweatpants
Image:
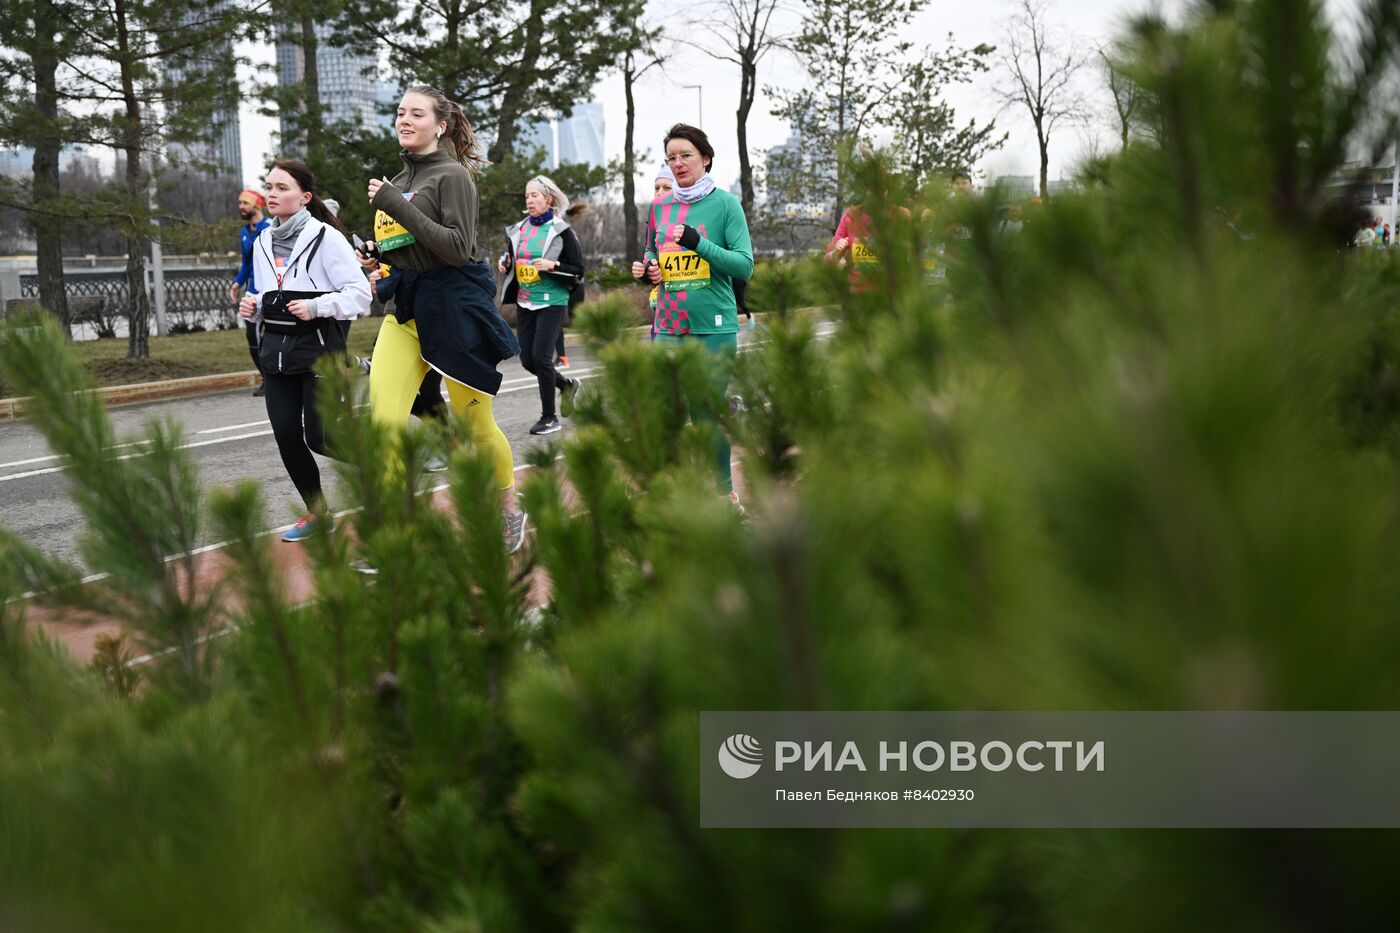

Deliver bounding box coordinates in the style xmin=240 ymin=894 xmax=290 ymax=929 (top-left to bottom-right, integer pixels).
xmin=263 ymin=371 xmax=333 ymax=511
xmin=517 ymin=305 xmax=569 ymax=418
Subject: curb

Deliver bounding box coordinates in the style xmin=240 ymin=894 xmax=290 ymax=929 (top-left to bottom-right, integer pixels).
xmin=0 ymin=333 xmax=601 ymax=423
xmin=0 ymin=371 xmax=261 ymax=423
xmin=0 ymin=315 xmax=805 ymax=424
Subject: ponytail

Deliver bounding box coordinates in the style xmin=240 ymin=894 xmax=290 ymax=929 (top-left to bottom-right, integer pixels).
xmin=406 ymin=85 xmax=490 ymax=178
xmin=306 ymin=194 xmax=348 ymax=238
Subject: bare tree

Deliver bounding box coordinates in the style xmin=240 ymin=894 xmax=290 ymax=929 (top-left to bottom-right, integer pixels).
xmin=618 ymin=8 xmax=664 ymax=260
xmin=1100 ymin=44 xmax=1145 ymax=149
xmin=699 ymin=0 xmax=791 ymax=216
xmin=992 ymin=0 xmax=1087 ymax=198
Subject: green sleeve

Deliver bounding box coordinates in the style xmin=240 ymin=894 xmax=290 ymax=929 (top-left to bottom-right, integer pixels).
xmin=695 ymin=199 xmax=754 ymax=281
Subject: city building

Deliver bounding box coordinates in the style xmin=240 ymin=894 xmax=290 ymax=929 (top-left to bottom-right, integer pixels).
xmin=558 ymin=102 xmax=605 ymax=168
xmin=763 ymin=129 xmax=830 ymax=219
xmin=519 ymin=101 xmax=606 ymax=169
xmin=0 ymin=147 xmax=108 ymax=180
xmin=166 ymin=2 xmax=242 ymax=178
xmin=520 ymin=120 xmax=556 ymax=167
xmin=276 ymin=25 xmax=379 ymax=149
xmin=1329 ymin=161 xmax=1397 ymax=207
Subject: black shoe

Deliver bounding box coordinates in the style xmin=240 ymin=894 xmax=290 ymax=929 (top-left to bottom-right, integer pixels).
xmin=529 ymin=416 xmax=562 ymax=435
xmin=252 ymin=383 xmax=266 ymax=397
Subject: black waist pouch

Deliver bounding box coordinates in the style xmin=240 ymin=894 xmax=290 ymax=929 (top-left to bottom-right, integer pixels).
xmin=262 ymin=289 xmax=327 ymax=334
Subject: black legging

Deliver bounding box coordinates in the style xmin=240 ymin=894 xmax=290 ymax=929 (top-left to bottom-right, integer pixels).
xmin=263 ymin=371 xmax=333 ymax=510
xmin=517 ymin=305 xmax=570 ymax=418
xmin=244 ymin=320 xmax=264 ymax=375
xmin=411 ymin=368 xmax=448 ymax=422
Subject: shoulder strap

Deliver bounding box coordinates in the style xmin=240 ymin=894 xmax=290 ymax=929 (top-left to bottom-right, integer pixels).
xmin=301 ymin=226 xmax=329 ymax=271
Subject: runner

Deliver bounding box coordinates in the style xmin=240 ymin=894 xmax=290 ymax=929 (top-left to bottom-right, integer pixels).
xmin=230 ymin=189 xmax=271 ymax=395
xmin=636 ymin=163 xmax=675 ymax=338
xmin=633 ymin=124 xmax=754 ymax=509
xmin=364 ymin=84 xmax=527 ymax=553
xmin=238 ymin=160 xmax=371 ymax=541
xmin=499 ymin=175 xmax=582 ymax=435
xmin=824 ymin=203 xmax=882 ymax=293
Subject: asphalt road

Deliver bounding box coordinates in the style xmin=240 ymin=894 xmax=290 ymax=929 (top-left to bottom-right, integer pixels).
xmin=0 ymin=352 xmax=603 ymax=571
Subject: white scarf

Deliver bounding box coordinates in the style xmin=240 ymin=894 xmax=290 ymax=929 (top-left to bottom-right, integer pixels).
xmin=672 ymin=174 xmax=716 ymax=203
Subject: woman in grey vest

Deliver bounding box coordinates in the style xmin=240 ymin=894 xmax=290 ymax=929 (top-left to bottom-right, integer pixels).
xmin=499 ymin=175 xmax=582 ymax=435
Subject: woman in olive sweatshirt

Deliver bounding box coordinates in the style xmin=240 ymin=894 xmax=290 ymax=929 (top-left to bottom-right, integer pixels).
xmin=363 ymin=84 xmax=527 ymax=553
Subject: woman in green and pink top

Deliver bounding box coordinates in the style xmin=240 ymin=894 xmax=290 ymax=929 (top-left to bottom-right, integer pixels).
xmin=632 ymin=123 xmax=754 ymax=506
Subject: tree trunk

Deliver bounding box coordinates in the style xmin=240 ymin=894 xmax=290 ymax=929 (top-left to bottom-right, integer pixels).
xmin=32 ymin=0 xmax=68 ymax=333
xmin=737 ymin=57 xmax=756 ymax=217
xmin=623 ymin=62 xmax=639 ymax=259
xmin=115 ymin=0 xmax=149 ymax=359
xmin=488 ymin=0 xmax=546 ymax=165
xmin=300 ymin=16 xmax=320 ymax=161
xmin=1037 ymin=131 xmax=1050 ymax=200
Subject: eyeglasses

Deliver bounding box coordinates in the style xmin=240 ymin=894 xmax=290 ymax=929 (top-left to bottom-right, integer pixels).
xmin=666 ymin=151 xmax=699 ymax=164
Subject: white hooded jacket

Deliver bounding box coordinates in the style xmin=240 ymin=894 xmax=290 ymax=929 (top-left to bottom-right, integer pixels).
xmin=249 ymin=214 xmax=371 ymax=323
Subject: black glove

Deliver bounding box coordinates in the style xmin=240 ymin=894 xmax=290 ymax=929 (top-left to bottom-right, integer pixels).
xmin=678 ymin=224 xmax=702 ymax=251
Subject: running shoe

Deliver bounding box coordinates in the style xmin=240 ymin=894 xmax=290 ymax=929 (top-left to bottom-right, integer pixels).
xmin=529 ymin=416 xmax=562 ymax=435
xmin=555 ymin=355 xmax=570 ymax=369
xmin=352 ymin=558 xmax=378 ymax=575
xmin=357 ymin=356 xmax=372 ymax=376
xmin=282 ymin=513 xmax=332 ymax=542
xmin=425 ymin=454 xmax=449 ymax=472
xmin=728 ymin=490 xmax=746 ymax=516
xmin=558 ymin=376 xmax=580 ymax=417
xmin=502 ymin=509 xmax=528 ymax=555
xmin=252 ymin=383 xmax=266 ymax=397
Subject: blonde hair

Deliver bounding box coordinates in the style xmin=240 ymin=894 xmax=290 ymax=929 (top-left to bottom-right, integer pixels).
xmin=404 ymin=84 xmax=489 ymax=178
xmin=526 ymin=175 xmax=571 ymax=216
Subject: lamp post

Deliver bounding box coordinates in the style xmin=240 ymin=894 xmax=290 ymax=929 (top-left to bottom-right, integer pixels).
xmin=681 ymin=84 xmax=703 ymax=126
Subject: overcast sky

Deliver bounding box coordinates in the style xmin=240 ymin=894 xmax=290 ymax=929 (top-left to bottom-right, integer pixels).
xmin=236 ymin=0 xmax=1365 ymax=193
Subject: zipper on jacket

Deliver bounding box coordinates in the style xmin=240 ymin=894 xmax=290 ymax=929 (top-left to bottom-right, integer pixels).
xmin=316 ymin=328 xmax=325 ymax=347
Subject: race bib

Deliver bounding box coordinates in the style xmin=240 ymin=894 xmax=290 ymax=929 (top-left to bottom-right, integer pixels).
xmin=515 ymin=262 xmax=541 ymax=286
xmin=659 ymin=247 xmax=711 ymax=291
xmin=374 ymin=192 xmax=417 ymax=252
xmin=851 ymin=240 xmax=880 ymax=267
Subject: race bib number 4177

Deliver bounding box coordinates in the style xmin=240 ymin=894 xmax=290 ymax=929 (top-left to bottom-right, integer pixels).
xmin=660 ymin=247 xmax=712 ymax=291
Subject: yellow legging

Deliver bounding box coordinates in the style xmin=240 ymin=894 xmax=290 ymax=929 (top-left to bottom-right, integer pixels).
xmin=368 ymin=315 xmax=515 ymax=490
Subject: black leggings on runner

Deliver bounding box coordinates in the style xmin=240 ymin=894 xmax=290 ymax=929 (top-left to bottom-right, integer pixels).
xmin=244 ymin=320 xmax=264 ymax=375
xmin=517 ymin=306 xmax=570 ymax=418
xmin=263 ymin=371 xmax=333 ymax=510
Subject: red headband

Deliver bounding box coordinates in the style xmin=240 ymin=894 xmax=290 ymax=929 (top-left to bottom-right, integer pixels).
xmin=238 ymin=189 xmax=266 ymax=208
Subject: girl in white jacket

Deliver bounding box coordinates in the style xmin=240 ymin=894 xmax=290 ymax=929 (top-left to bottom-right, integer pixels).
xmin=239 ymin=159 xmax=371 ymax=541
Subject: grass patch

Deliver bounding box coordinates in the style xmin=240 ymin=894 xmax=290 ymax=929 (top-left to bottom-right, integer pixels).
xmin=0 ymin=316 xmax=386 ymax=396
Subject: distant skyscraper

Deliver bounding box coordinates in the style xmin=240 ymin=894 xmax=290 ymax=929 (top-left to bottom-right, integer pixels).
xmin=0 ymin=146 xmax=109 ymax=180
xmin=520 ymin=120 xmax=556 ymax=167
xmin=276 ymin=25 xmax=379 ymax=149
xmin=557 ymin=102 xmax=605 ymax=168
xmin=166 ymin=2 xmax=242 ymax=178
xmin=515 ymin=102 xmax=604 ymax=170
